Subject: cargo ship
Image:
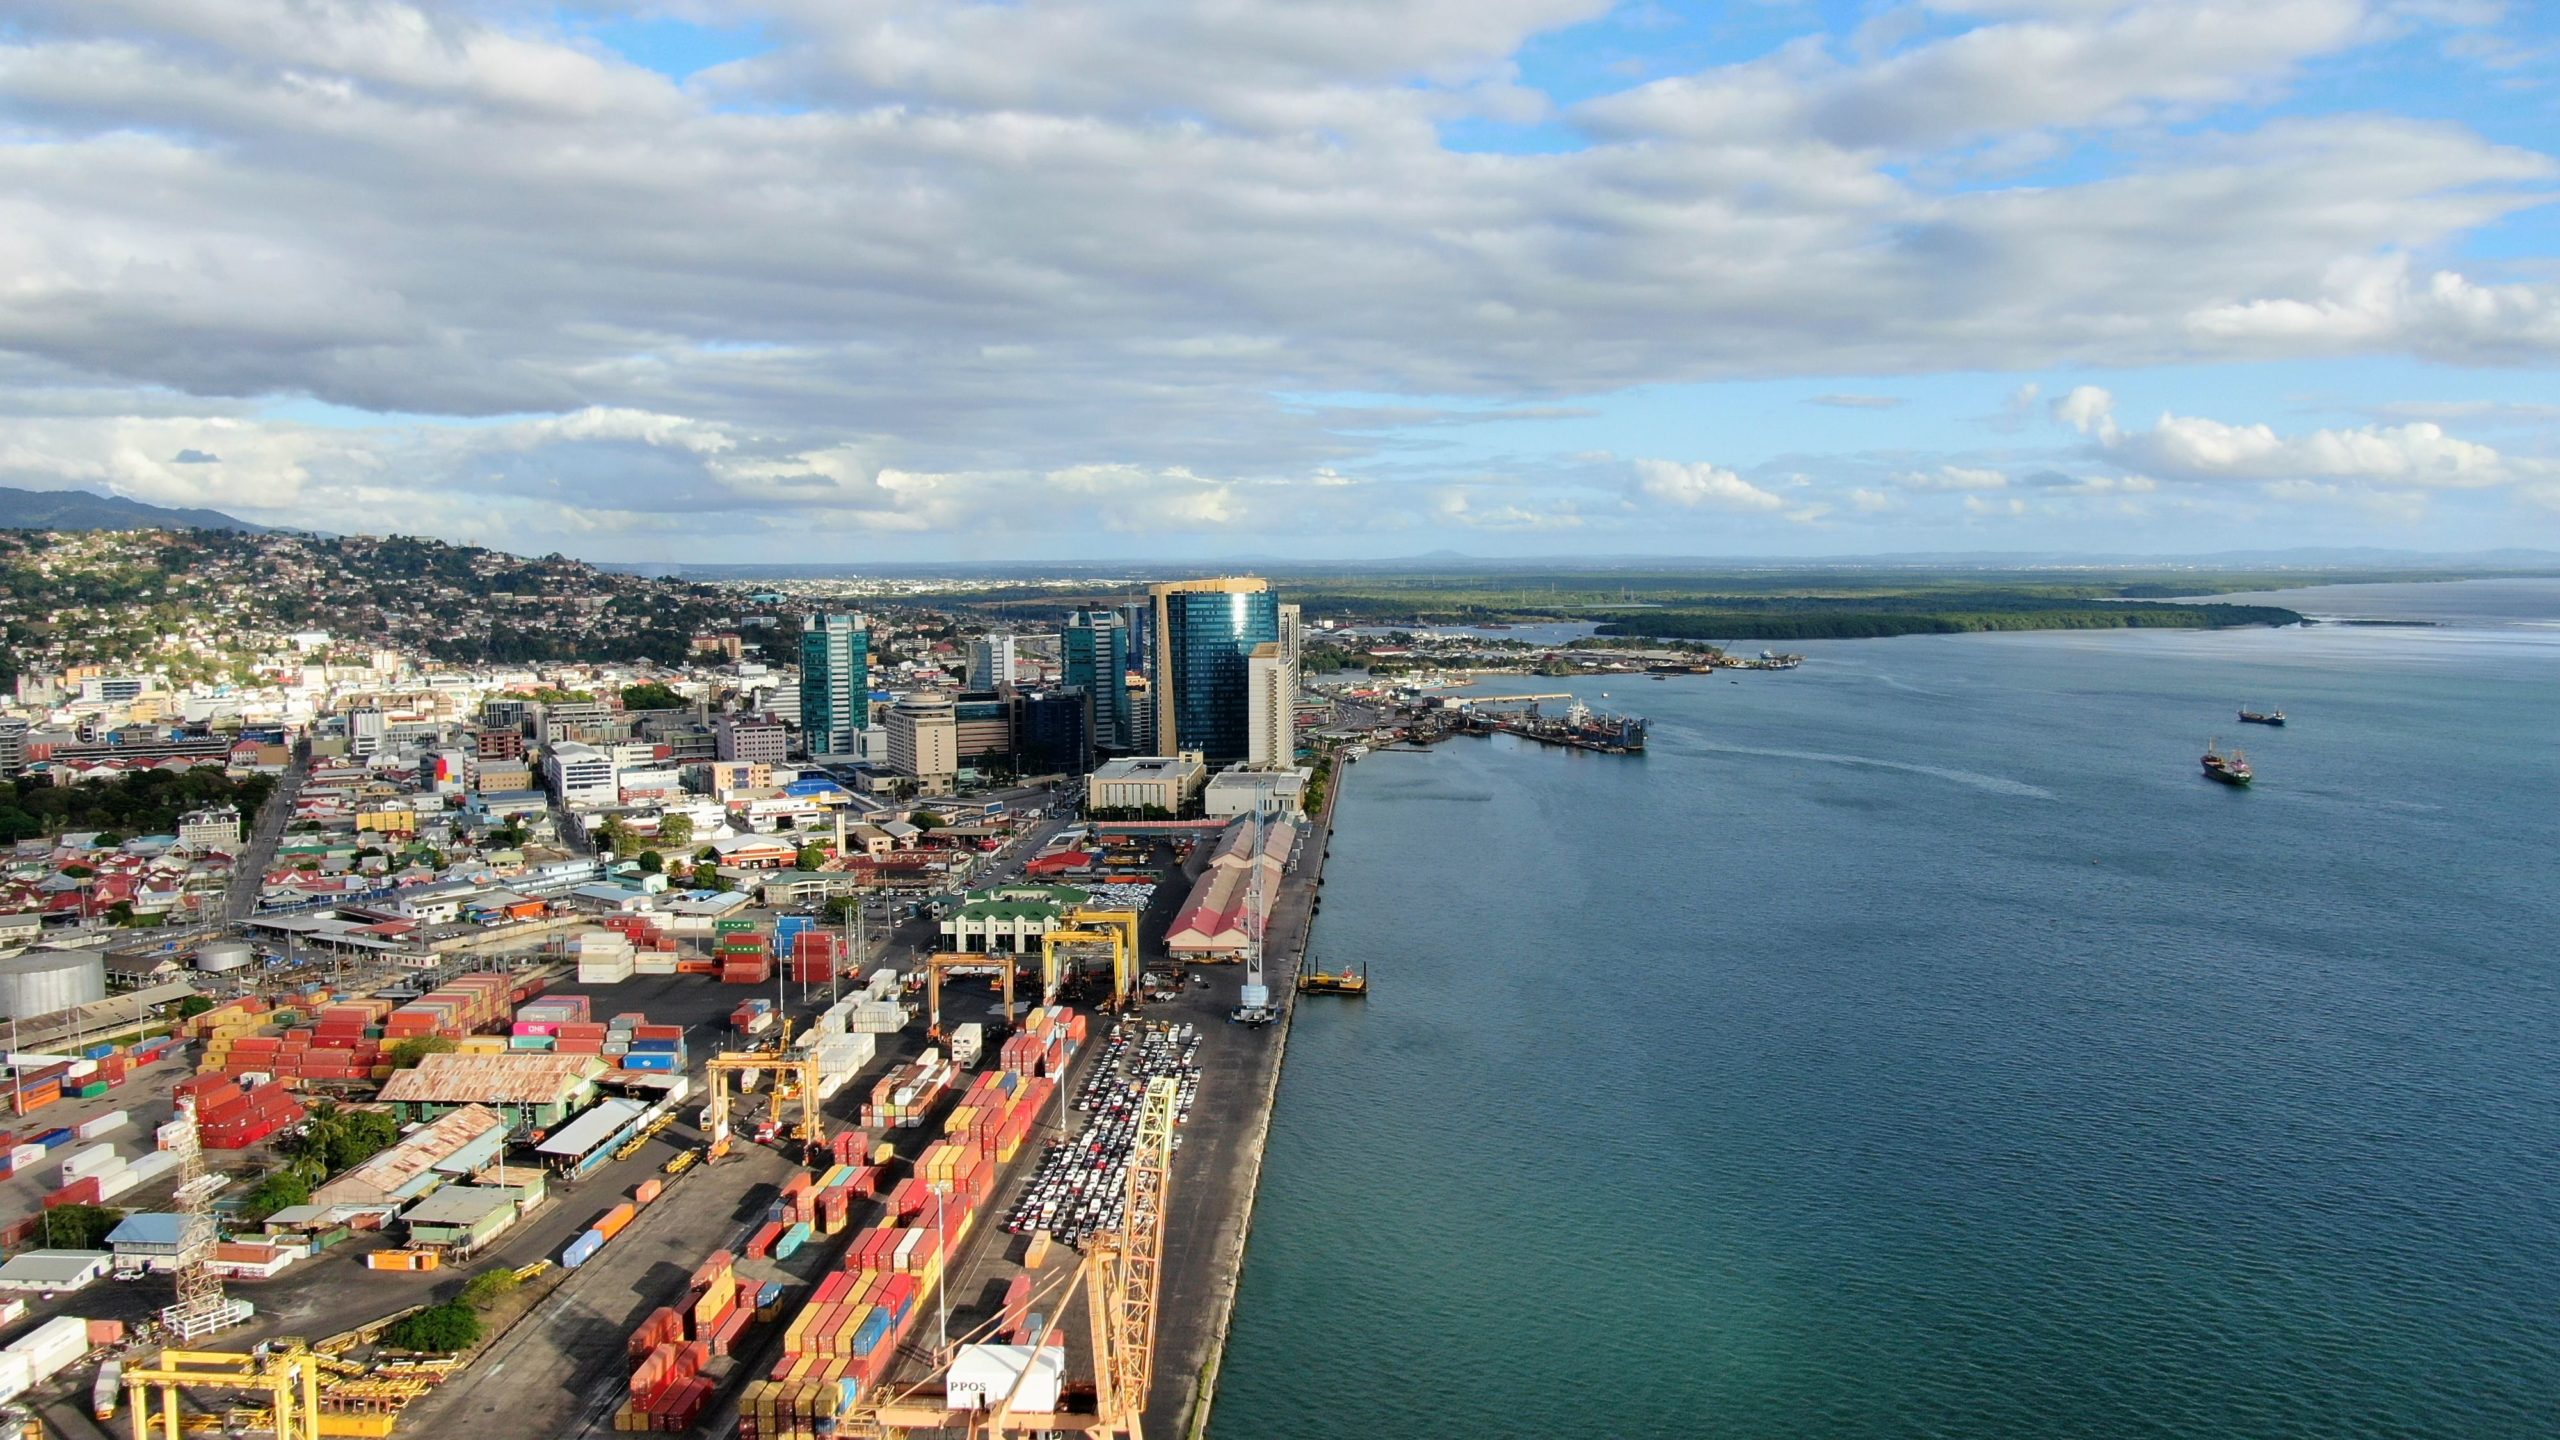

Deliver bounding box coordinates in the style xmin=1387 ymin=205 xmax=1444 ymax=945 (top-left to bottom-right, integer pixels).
xmin=2238 ymin=708 xmax=2286 ymax=726
xmin=1463 ymin=699 xmax=1647 ymax=754
xmin=2201 ymin=741 xmax=2252 ymax=787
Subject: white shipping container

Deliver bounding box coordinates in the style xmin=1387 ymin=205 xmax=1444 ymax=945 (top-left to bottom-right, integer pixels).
xmin=74 ymin=1109 xmax=131 ymax=1141
xmin=65 ymin=1060 xmax=96 ymax=1079
xmin=124 ymin=1150 xmax=181 ymax=1185
xmin=576 ymin=956 xmax=635 ymax=984
xmin=950 ymin=1023 xmax=984 ymax=1069
xmin=155 ymin=1121 xmax=189 ymax=1151
xmin=8 ymin=1144 xmax=43 ymax=1170
xmin=5 ymin=1315 xmax=91 ymax=1385
xmin=632 ymin=955 xmax=677 ymax=975
xmin=0 ymin=1350 xmax=30 ymax=1405
xmin=58 ymin=1144 xmax=119 ymax=1184
xmin=97 ymin=1168 xmax=141 ymax=1201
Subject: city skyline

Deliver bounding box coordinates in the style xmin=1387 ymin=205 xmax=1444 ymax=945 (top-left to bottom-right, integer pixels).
xmin=1 ymin=2 xmax=2554 ymax=560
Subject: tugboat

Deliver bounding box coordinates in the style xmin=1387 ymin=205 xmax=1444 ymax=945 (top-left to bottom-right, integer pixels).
xmin=2238 ymin=707 xmax=2286 ymax=726
xmin=1297 ymin=959 xmax=1368 ymax=997
xmin=2201 ymin=739 xmax=2253 ymax=787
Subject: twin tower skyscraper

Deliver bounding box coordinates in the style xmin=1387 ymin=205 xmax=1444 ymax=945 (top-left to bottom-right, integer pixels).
xmin=1067 ymin=577 xmax=1300 ymax=772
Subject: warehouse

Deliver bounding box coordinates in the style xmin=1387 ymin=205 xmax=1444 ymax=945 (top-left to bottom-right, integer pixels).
xmin=376 ymin=1055 xmax=603 ymax=1133
xmin=311 ymin=1103 xmax=512 ymax=1208
xmin=0 ymin=1250 xmax=110 ymax=1294
xmin=535 ymin=1096 xmax=652 ymax=1178
xmin=401 ymin=1180 xmax=542 ymax=1254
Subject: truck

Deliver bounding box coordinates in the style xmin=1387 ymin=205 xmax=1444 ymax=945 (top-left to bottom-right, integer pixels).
xmin=950 ymin=1023 xmax=984 ymax=1070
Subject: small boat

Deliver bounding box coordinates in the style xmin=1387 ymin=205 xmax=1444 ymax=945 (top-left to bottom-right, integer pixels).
xmin=2202 ymin=740 xmax=2252 ymax=787
xmin=1298 ymin=961 xmax=1368 ymax=996
xmin=2238 ymin=708 xmax=2286 ymax=726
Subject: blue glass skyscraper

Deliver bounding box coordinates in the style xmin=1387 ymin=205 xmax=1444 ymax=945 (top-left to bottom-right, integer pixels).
xmin=1150 ymin=579 xmax=1278 ymax=766
xmin=799 ymin=613 xmax=867 ymax=756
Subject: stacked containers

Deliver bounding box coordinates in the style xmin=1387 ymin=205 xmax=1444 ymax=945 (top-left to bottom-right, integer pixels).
xmin=859 ymin=1050 xmax=952 ymax=1131
xmin=575 ymin=931 xmax=637 ymax=985
xmin=716 ymin=930 xmax=772 ymax=985
xmin=623 ymin=1025 xmax=686 ymax=1073
xmin=614 ymin=1248 xmax=734 ymax=1431
xmin=790 ymin=930 xmax=842 ymax=986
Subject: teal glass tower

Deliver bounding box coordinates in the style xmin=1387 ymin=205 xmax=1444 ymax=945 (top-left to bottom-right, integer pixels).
xmin=799 ymin=613 xmax=867 ymax=756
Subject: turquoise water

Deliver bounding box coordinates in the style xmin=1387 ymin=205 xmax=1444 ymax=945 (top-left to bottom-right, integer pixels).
xmin=1215 ymin=585 xmax=2560 ymax=1439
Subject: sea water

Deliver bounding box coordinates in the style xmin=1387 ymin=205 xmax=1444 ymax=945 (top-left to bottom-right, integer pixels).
xmin=1215 ymin=581 xmax=2560 ymax=1439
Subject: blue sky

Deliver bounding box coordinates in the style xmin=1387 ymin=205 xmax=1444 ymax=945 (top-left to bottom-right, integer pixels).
xmin=2 ymin=0 xmax=2556 ymax=561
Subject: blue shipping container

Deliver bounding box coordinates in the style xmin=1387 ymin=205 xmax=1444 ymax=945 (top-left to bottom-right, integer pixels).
xmin=563 ymin=1229 xmax=604 ymax=1268
xmin=757 ymin=1281 xmax=786 ymax=1310
xmin=773 ymin=1221 xmax=812 ymax=1260
xmin=851 ymin=1308 xmax=891 ymax=1356
xmin=82 ymin=1043 xmax=116 ymax=1060
xmin=35 ymin=1129 xmax=72 ymax=1148
xmin=630 ymin=1038 xmax=680 ymax=1052
xmin=619 ymin=1052 xmax=677 ymax=1071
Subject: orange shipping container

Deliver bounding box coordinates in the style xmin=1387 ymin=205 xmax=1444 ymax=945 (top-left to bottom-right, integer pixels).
xmin=593 ymin=1202 xmax=637 ymax=1241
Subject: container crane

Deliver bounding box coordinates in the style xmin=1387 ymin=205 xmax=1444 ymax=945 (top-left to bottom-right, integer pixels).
xmin=122 ymin=1337 xmax=325 ymax=1440
xmin=702 ymin=1018 xmax=826 ymax=1161
xmin=841 ymin=1075 xmax=1179 ymax=1438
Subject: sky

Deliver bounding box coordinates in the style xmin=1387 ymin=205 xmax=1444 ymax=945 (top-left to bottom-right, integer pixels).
xmin=0 ymin=0 xmax=2556 ymax=563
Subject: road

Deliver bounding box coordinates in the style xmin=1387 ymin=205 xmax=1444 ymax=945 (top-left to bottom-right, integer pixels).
xmin=223 ymin=741 xmax=310 ymax=924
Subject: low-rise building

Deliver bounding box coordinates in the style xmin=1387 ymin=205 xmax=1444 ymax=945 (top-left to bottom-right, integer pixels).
xmin=1090 ymin=753 xmax=1207 ymax=815
xmin=177 ymin=805 xmax=242 ymax=851
xmin=1203 ymin=765 xmax=1311 ymax=819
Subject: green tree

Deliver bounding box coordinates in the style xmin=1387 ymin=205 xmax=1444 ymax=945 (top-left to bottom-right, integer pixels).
xmin=636 ymin=850 xmax=663 ymax=875
xmin=910 ymin=811 xmax=945 ymax=830
xmin=620 ymin=682 xmax=684 ymax=711
xmin=179 ymin=996 xmax=216 ymax=1018
xmin=595 ymin=816 xmax=636 ymax=855
xmin=240 ymin=1171 xmax=310 ymax=1223
xmin=388 ymin=1036 xmax=457 ymax=1069
xmin=655 ymin=814 xmax=693 ymax=847
xmin=382 ymin=1302 xmax=482 ymax=1353
xmin=40 ymin=1203 xmax=125 ymax=1250
xmin=458 ymin=1268 xmax=521 ymax=1310
xmin=794 ymin=844 xmax=828 ymax=871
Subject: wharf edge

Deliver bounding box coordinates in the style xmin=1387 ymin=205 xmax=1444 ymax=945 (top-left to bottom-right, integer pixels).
xmin=1161 ymin=759 xmax=1344 ymax=1440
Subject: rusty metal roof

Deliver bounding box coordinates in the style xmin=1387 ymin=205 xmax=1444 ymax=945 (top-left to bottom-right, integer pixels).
xmin=376 ymin=1054 xmax=604 ymax=1106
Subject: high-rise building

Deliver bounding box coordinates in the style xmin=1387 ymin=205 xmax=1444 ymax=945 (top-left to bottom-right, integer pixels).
xmin=347 ymin=705 xmax=386 ymax=758
xmin=953 ymin=691 xmax=1013 ymax=769
xmin=1013 ymin=690 xmax=1092 ymax=777
xmin=1151 ymin=578 xmax=1280 ymax=767
xmin=716 ymin=713 xmax=790 ymax=766
xmin=967 ymin=633 xmax=1018 ymax=690
xmin=1063 ymin=610 xmax=1131 ymax=753
xmin=800 ymin=613 xmax=868 ymax=757
xmin=885 ymin=694 xmax=958 ymax=794
xmin=1246 ymin=600 xmax=1302 ymax=768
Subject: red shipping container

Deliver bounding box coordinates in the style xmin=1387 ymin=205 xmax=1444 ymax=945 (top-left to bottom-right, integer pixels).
xmin=46 ymin=1176 xmax=103 ymax=1208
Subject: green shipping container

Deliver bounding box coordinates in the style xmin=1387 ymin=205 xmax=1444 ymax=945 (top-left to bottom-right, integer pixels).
xmin=74 ymin=1082 xmax=110 ymax=1099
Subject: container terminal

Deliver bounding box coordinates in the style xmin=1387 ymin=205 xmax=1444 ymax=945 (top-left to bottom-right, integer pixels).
xmin=0 ymin=785 xmax=1332 ymax=1440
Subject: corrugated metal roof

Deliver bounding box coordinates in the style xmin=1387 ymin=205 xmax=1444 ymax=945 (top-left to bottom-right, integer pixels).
xmin=536 ymin=1096 xmax=651 ymax=1157
xmin=377 ymin=1054 xmax=604 ymax=1105
xmin=311 ymin=1103 xmax=511 ymax=1207
xmin=400 ymin=1186 xmax=517 ymax=1226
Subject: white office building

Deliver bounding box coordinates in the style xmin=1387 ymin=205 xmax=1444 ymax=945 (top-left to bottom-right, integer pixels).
xmin=544 ymin=742 xmax=618 ymax=810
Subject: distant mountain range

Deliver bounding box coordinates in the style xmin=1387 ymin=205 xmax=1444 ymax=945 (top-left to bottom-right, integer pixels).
xmin=0 ymin=485 xmax=262 ymax=534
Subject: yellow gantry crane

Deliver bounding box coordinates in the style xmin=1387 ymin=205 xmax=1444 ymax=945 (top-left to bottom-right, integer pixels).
xmin=844 ymin=1075 xmax=1179 ymax=1438
xmin=124 ymin=1339 xmax=324 ymax=1440
xmin=703 ymin=1017 xmax=826 ymax=1158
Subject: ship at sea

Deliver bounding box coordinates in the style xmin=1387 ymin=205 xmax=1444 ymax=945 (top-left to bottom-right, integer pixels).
xmin=2239 ymin=707 xmax=2286 ymax=726
xmin=1462 ymin=698 xmax=1647 ymax=754
xmin=2202 ymin=740 xmax=2253 ymax=787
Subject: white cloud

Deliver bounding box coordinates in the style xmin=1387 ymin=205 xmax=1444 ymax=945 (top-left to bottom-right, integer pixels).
xmin=2186 ymin=254 xmax=2560 ymax=362
xmin=2126 ymin=416 xmax=2512 ymax=487
xmin=0 ymin=1 xmax=2547 ymax=553
xmin=1632 ymin=459 xmax=1788 ymax=511
xmin=1899 ymin=465 xmax=2011 ymax=491
xmin=2052 ymin=385 xmax=2122 ymax=443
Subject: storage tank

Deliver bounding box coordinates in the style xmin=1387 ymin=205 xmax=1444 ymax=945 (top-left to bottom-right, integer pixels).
xmin=0 ymin=949 xmax=107 ymax=1020
xmin=195 ymin=941 xmax=255 ymax=974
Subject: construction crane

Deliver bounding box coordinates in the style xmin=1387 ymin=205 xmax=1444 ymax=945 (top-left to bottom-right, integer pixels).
xmin=1038 ymin=907 xmax=1140 ymax=1013
xmin=842 ymin=1075 xmax=1179 ymax=1438
xmin=702 ymin=1017 xmax=825 ymax=1160
xmin=123 ymin=1337 xmax=324 ymax=1440
xmin=162 ymin=1098 xmax=241 ymax=1342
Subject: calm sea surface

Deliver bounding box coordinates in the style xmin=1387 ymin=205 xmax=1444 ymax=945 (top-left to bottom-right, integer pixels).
xmin=1214 ymin=581 xmax=2560 ymax=1440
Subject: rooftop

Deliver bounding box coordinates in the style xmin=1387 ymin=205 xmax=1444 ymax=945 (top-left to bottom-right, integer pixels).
xmin=378 ymin=1057 xmax=602 ymax=1106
